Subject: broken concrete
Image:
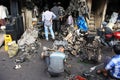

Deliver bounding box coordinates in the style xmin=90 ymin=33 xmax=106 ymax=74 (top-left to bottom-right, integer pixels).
xmin=18 ymin=28 xmax=38 ymax=46
xmin=16 ymin=28 xmax=41 ymax=63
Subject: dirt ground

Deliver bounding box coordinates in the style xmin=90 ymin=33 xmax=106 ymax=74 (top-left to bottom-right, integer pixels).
xmin=0 ymin=39 xmax=115 ymax=80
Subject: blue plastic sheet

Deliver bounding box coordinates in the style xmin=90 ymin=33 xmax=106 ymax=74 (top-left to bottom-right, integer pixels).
xmin=76 ymin=16 xmax=88 ymax=31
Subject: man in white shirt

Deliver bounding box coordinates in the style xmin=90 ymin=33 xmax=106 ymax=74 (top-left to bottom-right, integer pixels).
xmin=42 ymin=7 xmax=56 ymax=41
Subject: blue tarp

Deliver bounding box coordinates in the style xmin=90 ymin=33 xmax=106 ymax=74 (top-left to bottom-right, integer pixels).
xmin=76 ymin=16 xmax=88 ymax=32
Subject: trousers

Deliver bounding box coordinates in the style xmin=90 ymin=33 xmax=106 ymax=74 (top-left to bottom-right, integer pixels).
xmin=44 ymin=24 xmax=55 ymax=40
xmin=53 ymin=20 xmax=60 ymax=34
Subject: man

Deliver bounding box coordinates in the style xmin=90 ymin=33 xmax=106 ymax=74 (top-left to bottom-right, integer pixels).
xmin=57 ymin=2 xmax=65 ymax=34
xmin=67 ymin=12 xmax=74 ymax=27
xmin=45 ymin=46 xmax=66 ymax=77
xmin=51 ymin=2 xmax=60 ymax=35
xmin=97 ymin=44 xmax=120 ymax=79
xmin=42 ymin=7 xmax=56 ymax=41
xmin=57 ymin=2 xmax=65 ymax=23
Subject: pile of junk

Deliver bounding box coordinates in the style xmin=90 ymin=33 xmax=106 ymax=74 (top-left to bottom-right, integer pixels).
xmin=41 ymin=15 xmax=102 ymax=63
xmin=5 ymin=27 xmax=41 ymax=63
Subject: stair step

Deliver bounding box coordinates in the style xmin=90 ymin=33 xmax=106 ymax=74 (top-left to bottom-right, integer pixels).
xmin=89 ymin=26 xmax=96 ymax=30
xmin=89 ymin=17 xmax=95 ymax=20
xmin=90 ymin=14 xmax=95 ymax=17
xmin=89 ymin=20 xmax=95 ymax=23
xmin=89 ymin=25 xmax=95 ymax=27
xmin=89 ymin=23 xmax=95 ymax=25
xmin=88 ymin=13 xmax=95 ymax=31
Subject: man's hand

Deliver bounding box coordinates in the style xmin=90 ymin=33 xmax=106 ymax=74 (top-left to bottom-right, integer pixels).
xmin=59 ymin=16 xmax=64 ymax=21
xmin=97 ymin=69 xmax=108 ymax=77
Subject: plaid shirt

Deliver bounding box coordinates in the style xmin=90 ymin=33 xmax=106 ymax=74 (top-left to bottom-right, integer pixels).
xmin=105 ymin=55 xmax=120 ymax=79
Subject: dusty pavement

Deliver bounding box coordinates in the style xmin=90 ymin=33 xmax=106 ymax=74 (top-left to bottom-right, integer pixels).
xmin=0 ymin=39 xmax=115 ymax=80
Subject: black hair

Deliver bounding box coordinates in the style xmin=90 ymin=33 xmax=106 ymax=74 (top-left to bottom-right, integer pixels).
xmin=57 ymin=2 xmax=61 ymax=5
xmin=44 ymin=7 xmax=49 ymax=11
xmin=57 ymin=45 xmax=64 ymax=50
xmin=113 ymin=44 xmax=120 ymax=54
xmin=53 ymin=2 xmax=57 ymax=6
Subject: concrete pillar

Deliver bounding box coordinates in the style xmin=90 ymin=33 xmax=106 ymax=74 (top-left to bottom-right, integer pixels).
xmin=25 ymin=9 xmax=33 ymax=29
xmin=87 ymin=0 xmax=92 ymax=15
xmin=10 ymin=0 xmax=19 ymax=17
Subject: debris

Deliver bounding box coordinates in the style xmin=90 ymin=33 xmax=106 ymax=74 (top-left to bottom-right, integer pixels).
xmin=106 ymin=12 xmax=119 ymax=31
xmin=57 ymin=24 xmax=102 ymax=62
xmin=1 ymin=58 xmax=6 ymax=61
xmin=65 ymin=74 xmax=86 ymax=80
xmin=89 ymin=63 xmax=104 ymax=72
xmin=66 ymin=0 xmax=89 ymax=17
xmin=16 ymin=28 xmax=41 ymax=63
xmin=18 ymin=28 xmax=38 ymax=46
xmin=13 ymin=64 xmax=21 ymax=70
xmin=0 ymin=34 xmax=4 ymax=47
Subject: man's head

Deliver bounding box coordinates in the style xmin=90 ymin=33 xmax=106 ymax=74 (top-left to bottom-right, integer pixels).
xmin=113 ymin=44 xmax=120 ymax=54
xmin=44 ymin=7 xmax=49 ymax=11
xmin=102 ymin=22 xmax=107 ymax=27
xmin=53 ymin=2 xmax=57 ymax=6
xmin=58 ymin=45 xmax=65 ymax=52
xmin=57 ymin=2 xmax=61 ymax=6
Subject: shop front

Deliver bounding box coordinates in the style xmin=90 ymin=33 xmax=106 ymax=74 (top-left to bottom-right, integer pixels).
xmin=0 ymin=0 xmax=24 ymax=41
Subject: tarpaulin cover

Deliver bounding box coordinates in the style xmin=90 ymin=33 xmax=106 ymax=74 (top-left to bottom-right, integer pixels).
xmin=76 ymin=16 xmax=88 ymax=31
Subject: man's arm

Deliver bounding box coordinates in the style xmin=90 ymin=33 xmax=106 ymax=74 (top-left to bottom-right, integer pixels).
xmin=42 ymin=13 xmax=45 ymax=22
xmin=105 ymin=60 xmax=115 ymax=71
xmin=52 ymin=12 xmax=56 ymax=20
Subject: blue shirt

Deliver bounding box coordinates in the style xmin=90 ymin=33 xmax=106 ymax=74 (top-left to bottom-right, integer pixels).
xmin=48 ymin=51 xmax=66 ymax=73
xmin=105 ymin=55 xmax=120 ymax=79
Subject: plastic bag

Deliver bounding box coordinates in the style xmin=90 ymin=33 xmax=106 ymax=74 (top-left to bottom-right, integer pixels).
xmin=76 ymin=16 xmax=88 ymax=32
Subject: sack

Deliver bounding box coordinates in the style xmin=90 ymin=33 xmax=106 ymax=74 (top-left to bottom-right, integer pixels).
xmin=8 ymin=41 xmax=18 ymax=58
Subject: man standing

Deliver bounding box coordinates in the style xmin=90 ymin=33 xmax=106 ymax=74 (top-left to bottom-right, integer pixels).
xmin=42 ymin=7 xmax=56 ymax=41
xmin=58 ymin=2 xmax=65 ymax=23
xmin=67 ymin=12 xmax=74 ymax=27
xmin=57 ymin=2 xmax=65 ymax=34
xmin=51 ymin=2 xmax=60 ymax=35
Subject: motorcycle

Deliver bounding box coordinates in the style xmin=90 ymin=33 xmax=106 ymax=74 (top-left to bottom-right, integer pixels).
xmin=97 ymin=27 xmax=120 ymax=47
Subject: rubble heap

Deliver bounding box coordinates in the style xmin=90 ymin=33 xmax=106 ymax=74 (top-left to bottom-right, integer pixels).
xmin=66 ymin=0 xmax=89 ymax=16
xmin=16 ymin=28 xmax=41 ymax=63
xmin=59 ymin=26 xmax=102 ymax=62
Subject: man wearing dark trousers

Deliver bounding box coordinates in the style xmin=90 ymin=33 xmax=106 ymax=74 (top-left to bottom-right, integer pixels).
xmin=58 ymin=2 xmax=65 ymax=34
xmin=51 ymin=2 xmax=60 ymax=35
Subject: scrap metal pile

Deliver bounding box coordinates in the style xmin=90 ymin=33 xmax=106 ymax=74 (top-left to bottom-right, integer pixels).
xmin=56 ymin=26 xmax=102 ymax=62
xmin=66 ymin=0 xmax=89 ymax=17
